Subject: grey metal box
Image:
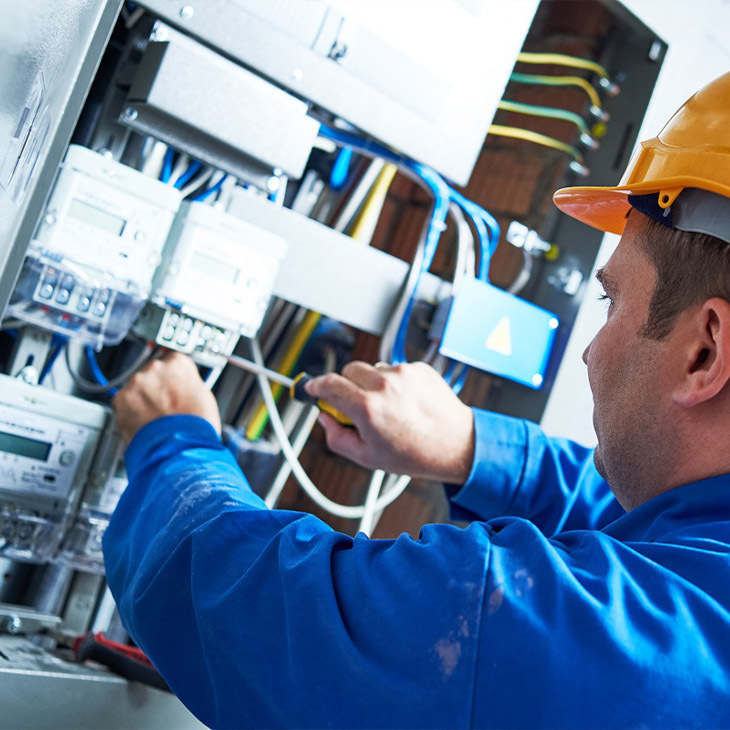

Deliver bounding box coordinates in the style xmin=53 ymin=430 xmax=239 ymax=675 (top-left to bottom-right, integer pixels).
xmin=123 ymin=34 xmax=320 ymax=179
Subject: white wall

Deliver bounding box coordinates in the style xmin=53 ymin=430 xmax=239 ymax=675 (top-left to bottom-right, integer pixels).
xmin=540 ymin=0 xmax=730 ymax=445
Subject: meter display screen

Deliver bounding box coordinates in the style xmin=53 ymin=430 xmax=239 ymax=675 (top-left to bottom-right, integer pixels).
xmin=0 ymin=431 xmax=52 ymax=461
xmin=68 ymin=198 xmax=126 ymax=236
xmin=191 ymin=251 xmax=239 ymax=283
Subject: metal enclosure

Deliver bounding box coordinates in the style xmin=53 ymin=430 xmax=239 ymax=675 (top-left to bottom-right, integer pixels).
xmin=0 ymin=0 xmax=124 ymax=317
xmin=124 ymin=28 xmax=320 ymax=179
xmin=135 ymin=0 xmax=539 ymax=184
xmin=0 ymin=636 xmax=206 ymax=730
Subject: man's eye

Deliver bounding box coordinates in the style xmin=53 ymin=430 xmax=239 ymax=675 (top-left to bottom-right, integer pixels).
xmin=597 ymin=293 xmax=614 ymax=307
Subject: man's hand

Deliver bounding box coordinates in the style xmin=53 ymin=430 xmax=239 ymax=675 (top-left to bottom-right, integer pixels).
xmin=305 ymin=361 xmax=475 ymax=484
xmin=113 ymin=352 xmax=221 ymax=444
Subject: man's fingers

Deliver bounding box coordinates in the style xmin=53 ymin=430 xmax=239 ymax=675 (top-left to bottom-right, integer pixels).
xmin=305 ymin=373 xmax=366 ymax=416
xmin=341 ymin=361 xmax=387 ymax=390
xmin=318 ymin=412 xmax=366 ymax=463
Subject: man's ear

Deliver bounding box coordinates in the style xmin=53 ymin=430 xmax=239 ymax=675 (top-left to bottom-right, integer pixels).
xmin=673 ymin=298 xmax=730 ymax=408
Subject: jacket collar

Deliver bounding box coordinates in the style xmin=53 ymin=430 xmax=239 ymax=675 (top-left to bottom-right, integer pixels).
xmin=601 ymin=473 xmax=730 ymax=542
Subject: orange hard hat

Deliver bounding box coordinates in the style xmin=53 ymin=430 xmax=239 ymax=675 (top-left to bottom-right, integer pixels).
xmin=553 ymin=72 xmax=730 ymax=235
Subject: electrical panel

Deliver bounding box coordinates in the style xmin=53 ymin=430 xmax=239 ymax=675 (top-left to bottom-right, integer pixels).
xmin=7 ymin=145 xmax=181 ymax=347
xmin=0 ymin=2 xmax=669 ymax=720
xmin=0 ymin=375 xmax=109 ymax=563
xmin=134 ymin=201 xmax=287 ymax=364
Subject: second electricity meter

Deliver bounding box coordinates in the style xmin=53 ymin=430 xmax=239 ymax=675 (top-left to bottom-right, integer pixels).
xmin=0 ymin=375 xmax=109 ymax=563
xmin=135 ymin=201 xmax=288 ymax=364
xmin=8 ymin=145 xmax=182 ymax=347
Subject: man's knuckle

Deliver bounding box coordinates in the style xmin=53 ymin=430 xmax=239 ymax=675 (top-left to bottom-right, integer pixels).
xmin=320 ymin=373 xmax=339 ymax=389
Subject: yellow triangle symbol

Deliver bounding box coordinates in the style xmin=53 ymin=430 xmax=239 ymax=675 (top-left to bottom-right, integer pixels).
xmin=485 ymin=316 xmax=512 ymax=356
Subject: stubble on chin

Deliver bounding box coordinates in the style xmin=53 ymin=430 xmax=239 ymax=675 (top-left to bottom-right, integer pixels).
xmin=593 ymin=447 xmax=608 ymax=481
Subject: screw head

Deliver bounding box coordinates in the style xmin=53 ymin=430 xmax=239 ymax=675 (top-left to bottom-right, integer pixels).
xmin=121 ymin=107 xmax=138 ymax=122
xmin=151 ymin=22 xmax=168 ymax=41
xmin=180 ymin=5 xmax=194 ymax=19
xmin=6 ymin=616 xmax=22 ymax=635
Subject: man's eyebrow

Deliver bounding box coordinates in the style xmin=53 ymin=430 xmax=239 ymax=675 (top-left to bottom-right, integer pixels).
xmin=595 ymin=268 xmax=618 ymax=292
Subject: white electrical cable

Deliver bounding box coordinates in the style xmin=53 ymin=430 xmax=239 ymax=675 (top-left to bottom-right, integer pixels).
xmin=450 ymin=202 xmax=475 ymax=296
xmin=358 ymin=469 xmax=385 ymax=536
xmin=333 ymin=159 xmax=386 ymax=233
xmin=378 ymin=213 xmax=430 ymax=363
xmin=265 ymin=405 xmax=320 ymax=509
xmin=378 ymin=197 xmax=476 ymax=364
xmin=366 ymin=471 xmax=406 ymax=535
xmin=179 ymin=167 xmax=215 ymax=198
xmin=507 ymin=249 xmax=534 ymax=295
xmin=170 ymin=153 xmax=189 ymax=185
xmin=265 ymin=348 xmax=336 ymax=507
xmin=250 ymin=339 xmax=411 ymax=519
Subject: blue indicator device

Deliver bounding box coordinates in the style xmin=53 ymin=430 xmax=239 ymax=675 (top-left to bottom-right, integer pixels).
xmin=439 ymin=277 xmax=559 ymax=389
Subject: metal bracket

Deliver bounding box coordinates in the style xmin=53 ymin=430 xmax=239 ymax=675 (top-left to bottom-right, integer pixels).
xmin=0 ymin=603 xmax=62 ymax=636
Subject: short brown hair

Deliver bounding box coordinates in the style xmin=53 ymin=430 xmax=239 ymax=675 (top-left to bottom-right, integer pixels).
xmin=636 ymin=213 xmax=730 ymax=339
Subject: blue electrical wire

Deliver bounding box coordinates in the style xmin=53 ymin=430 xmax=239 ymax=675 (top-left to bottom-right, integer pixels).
xmin=174 ymin=160 xmax=202 ymax=189
xmin=83 ymin=345 xmax=118 ymax=396
xmin=160 ymin=148 xmax=175 ymax=183
xmin=191 ymin=174 xmax=228 ymax=202
xmin=317 ymin=123 xmax=500 ymax=376
xmin=448 ymin=189 xmax=501 ymax=280
xmin=329 ymin=148 xmax=354 ymax=190
xmin=318 ymin=124 xmax=499 ymax=271
xmin=39 ymin=335 xmax=68 ymax=384
xmin=391 ymin=163 xmax=451 ymax=364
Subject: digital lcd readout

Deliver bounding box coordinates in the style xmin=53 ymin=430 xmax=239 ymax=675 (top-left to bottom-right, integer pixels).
xmin=0 ymin=431 xmax=52 ymax=461
xmin=68 ymin=198 xmax=126 ymax=236
xmin=190 ymin=251 xmax=239 ymax=283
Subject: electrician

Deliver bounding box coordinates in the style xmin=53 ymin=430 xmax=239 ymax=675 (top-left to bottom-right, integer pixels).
xmin=105 ymin=72 xmax=730 ymax=729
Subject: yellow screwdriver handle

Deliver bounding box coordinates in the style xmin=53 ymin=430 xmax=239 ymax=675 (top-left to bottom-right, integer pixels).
xmin=290 ymin=373 xmax=354 ymax=427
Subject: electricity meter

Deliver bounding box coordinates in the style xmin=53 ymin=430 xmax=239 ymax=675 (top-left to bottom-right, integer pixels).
xmin=135 ymin=201 xmax=287 ymax=364
xmin=59 ymin=428 xmax=126 ymax=573
xmin=8 ymin=145 xmax=182 ymax=347
xmin=0 ymin=375 xmax=109 ymax=563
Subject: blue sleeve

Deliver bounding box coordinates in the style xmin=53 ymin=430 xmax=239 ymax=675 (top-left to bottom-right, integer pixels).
xmin=103 ymin=416 xmax=730 ymax=729
xmin=447 ymin=409 xmax=625 ymax=533
xmin=103 ymin=416 xmax=492 ymax=729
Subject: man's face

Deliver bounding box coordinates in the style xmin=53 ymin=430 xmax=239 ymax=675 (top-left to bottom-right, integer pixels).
xmin=582 ymin=214 xmax=680 ymax=509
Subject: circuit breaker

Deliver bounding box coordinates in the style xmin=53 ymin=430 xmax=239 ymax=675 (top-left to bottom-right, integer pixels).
xmin=7 ymin=145 xmax=182 ymax=347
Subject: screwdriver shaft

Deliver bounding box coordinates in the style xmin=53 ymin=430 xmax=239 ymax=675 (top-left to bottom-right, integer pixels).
xmin=223 ymin=353 xmax=295 ymax=389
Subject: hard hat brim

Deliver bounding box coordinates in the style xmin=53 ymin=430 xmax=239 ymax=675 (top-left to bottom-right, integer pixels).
xmin=552 ymin=185 xmax=633 ymax=235
xmin=554 ymin=177 xmax=730 ymax=235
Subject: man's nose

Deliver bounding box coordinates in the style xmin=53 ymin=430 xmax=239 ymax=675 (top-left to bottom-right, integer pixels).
xmin=582 ymin=339 xmax=593 ymax=366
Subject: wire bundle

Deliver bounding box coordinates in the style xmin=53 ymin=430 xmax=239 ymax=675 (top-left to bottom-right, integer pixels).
xmin=160 ymin=147 xmax=229 ymax=201
xmin=493 ymin=51 xmax=618 ymax=176
xmin=316 ymin=124 xmax=500 ymax=372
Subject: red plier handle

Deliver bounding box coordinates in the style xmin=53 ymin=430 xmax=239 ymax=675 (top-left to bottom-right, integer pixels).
xmin=74 ymin=632 xmax=170 ymax=692
xmin=73 ymin=632 xmax=154 ymax=667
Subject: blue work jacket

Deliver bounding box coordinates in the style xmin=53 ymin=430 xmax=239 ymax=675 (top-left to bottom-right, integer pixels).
xmin=103 ymin=410 xmax=730 ymax=729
